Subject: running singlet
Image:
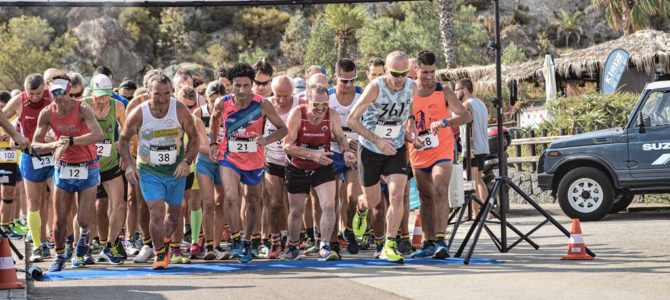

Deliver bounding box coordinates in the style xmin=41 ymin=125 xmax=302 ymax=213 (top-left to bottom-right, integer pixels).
xmin=85 ymin=97 xmax=118 ymax=172
xmin=264 ymin=95 xmax=298 ymax=166
xmin=359 ymin=76 xmax=414 ymax=154
xmin=199 ymin=102 xmax=225 ymax=144
xmin=287 ymin=105 xmax=331 ymax=171
xmin=17 ymin=90 xmax=51 ymax=142
xmin=407 ymin=83 xmax=455 ymax=168
xmin=136 ymin=98 xmax=185 ymax=176
xmin=328 ymin=86 xmax=362 ymax=153
xmin=217 ymin=94 xmax=265 ymax=171
xmin=50 ymin=101 xmax=98 ymax=169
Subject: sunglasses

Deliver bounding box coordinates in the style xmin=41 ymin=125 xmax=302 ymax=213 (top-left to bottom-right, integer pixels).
xmin=310 ymin=102 xmax=329 ymax=110
xmin=70 ymin=92 xmax=83 ymax=98
xmin=337 ymin=76 xmax=357 ymax=84
xmin=389 ymin=70 xmax=410 ymax=78
xmin=51 ymin=89 xmax=67 ymax=96
xmin=254 ymin=79 xmax=271 ymax=86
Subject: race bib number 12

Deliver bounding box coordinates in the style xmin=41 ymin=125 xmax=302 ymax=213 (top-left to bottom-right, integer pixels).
xmin=59 ymin=162 xmax=88 ymax=180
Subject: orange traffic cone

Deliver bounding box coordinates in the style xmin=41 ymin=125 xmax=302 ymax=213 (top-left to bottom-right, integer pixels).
xmin=561 ymin=219 xmax=593 ymax=260
xmin=0 ymin=238 xmax=24 ymax=289
xmin=411 ymin=212 xmax=423 ymax=249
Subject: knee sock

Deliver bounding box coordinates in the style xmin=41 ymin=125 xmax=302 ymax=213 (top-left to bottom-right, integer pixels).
xmin=28 ymin=210 xmax=42 ymax=246
xmin=190 ymin=209 xmax=202 ymax=244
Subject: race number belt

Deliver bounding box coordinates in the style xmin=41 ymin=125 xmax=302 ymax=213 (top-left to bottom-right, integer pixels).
xmin=374 ymin=121 xmax=401 ymax=139
xmin=300 ymin=144 xmax=326 ymax=152
xmin=59 ymin=162 xmax=88 ymax=180
xmin=96 ymin=139 xmax=113 ymax=157
xmin=228 ymin=136 xmax=257 ymax=153
xmin=417 ymin=131 xmax=439 ymax=151
xmin=32 ymin=153 xmax=55 ymax=169
xmin=149 ymin=145 xmax=177 ymax=165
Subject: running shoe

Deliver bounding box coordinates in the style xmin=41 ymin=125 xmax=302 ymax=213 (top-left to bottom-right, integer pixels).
xmin=84 ymin=253 xmax=96 ymax=265
xmin=170 ymin=248 xmax=191 ymax=264
xmin=133 ymin=245 xmax=154 ymax=263
xmin=267 ymin=242 xmax=282 ymax=259
xmin=344 ymin=230 xmax=359 ymax=254
xmin=303 ymin=243 xmax=320 ymax=256
xmin=124 ymin=241 xmax=140 ymax=256
xmin=319 ymin=245 xmax=340 ymax=261
xmin=213 ymin=247 xmax=229 ymax=260
xmin=372 ymin=240 xmax=384 ymax=259
xmin=411 ymin=240 xmax=436 ymax=258
xmin=189 ymin=244 xmax=202 ymax=259
xmin=397 ymin=238 xmax=414 ymax=256
xmin=41 ymin=243 xmax=51 ymax=258
xmin=25 ymin=231 xmax=32 ymax=244
xmin=115 ymin=241 xmax=128 ymax=259
xmin=48 ymin=254 xmax=66 ymax=272
xmin=229 ymin=240 xmax=243 ymax=259
xmin=100 ymin=246 xmax=125 ymax=265
xmin=250 ymin=239 xmax=261 ymax=258
xmin=239 ymin=241 xmax=253 ymax=263
xmin=380 ymin=240 xmax=404 ymax=264
xmin=352 ymin=209 xmax=368 ymax=238
xmin=91 ymin=239 xmax=103 ymax=253
xmin=71 ymin=255 xmax=86 ymax=268
xmin=153 ymin=251 xmax=170 ymax=270
xmin=359 ymin=232 xmax=372 ymax=250
xmin=1 ymin=226 xmax=23 ymax=240
xmin=337 ymin=233 xmax=347 ymax=249
xmin=183 ymin=225 xmax=192 ymax=245
xmin=281 ymin=246 xmax=300 ymax=260
xmin=9 ymin=223 xmax=28 ymax=234
xmin=29 ymin=246 xmax=44 ymax=262
xmin=203 ymin=248 xmax=217 ymax=260
xmin=433 ymin=239 xmax=450 ymax=259
xmin=133 ymin=232 xmax=143 ymax=250
xmin=65 ymin=242 xmax=74 ymax=261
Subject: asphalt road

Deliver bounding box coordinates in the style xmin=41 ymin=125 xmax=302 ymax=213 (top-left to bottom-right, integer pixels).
xmin=25 ymin=204 xmax=670 ymax=300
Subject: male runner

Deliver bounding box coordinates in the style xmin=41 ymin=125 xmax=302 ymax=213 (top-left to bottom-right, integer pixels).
xmin=31 ymin=73 xmax=104 ymax=271
xmin=208 ymin=63 xmax=287 ymax=263
xmin=119 ymin=74 xmax=199 ymax=270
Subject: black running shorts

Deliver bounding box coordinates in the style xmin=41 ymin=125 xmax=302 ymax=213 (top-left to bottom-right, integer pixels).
xmin=358 ymin=145 xmax=409 ymax=187
xmin=285 ymin=163 xmax=335 ymax=194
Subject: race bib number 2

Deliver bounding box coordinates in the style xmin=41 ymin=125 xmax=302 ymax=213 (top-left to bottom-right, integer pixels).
xmin=96 ymin=140 xmax=113 ymax=157
xmin=150 ymin=145 xmax=177 ymax=165
xmin=374 ymin=121 xmax=401 ymax=139
xmin=32 ymin=154 xmax=55 ymax=169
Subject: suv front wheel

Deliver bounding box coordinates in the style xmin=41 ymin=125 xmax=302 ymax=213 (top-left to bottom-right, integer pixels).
xmin=557 ymin=167 xmax=614 ymax=221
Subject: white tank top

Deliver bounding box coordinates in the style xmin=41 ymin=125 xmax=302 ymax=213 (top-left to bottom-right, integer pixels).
xmin=137 ymin=98 xmax=184 ymax=175
xmin=264 ymin=95 xmax=299 ymax=166
xmin=328 ymin=87 xmax=362 ymax=153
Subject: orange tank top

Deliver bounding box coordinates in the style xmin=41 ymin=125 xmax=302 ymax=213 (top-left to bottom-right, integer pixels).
xmin=407 ymin=83 xmax=455 ymax=168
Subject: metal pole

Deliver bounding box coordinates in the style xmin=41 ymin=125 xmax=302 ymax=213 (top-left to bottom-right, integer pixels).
xmin=493 ymin=0 xmax=508 ymax=252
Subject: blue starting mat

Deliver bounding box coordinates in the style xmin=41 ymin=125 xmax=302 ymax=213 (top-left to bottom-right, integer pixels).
xmin=41 ymin=257 xmax=500 ymax=281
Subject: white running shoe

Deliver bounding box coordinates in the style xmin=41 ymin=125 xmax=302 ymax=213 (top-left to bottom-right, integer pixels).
xmin=124 ymin=241 xmax=140 ymax=256
xmin=133 ymin=245 xmax=154 ymax=263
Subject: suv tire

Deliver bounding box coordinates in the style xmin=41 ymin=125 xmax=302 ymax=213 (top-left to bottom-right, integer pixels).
xmin=557 ymin=167 xmax=614 ymax=221
xmin=609 ymin=192 xmax=635 ymax=214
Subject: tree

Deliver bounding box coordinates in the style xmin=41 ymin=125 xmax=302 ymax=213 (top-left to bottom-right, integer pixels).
xmin=436 ymin=0 xmax=457 ymax=67
xmin=451 ymin=3 xmax=489 ymax=65
xmin=280 ymin=10 xmax=310 ymax=66
xmin=324 ymin=4 xmax=366 ymax=62
xmin=357 ymin=17 xmax=407 ymax=62
xmin=593 ymin=0 xmax=670 ymax=35
xmin=552 ymin=9 xmax=585 ymax=47
xmin=304 ymin=14 xmax=338 ymax=73
xmin=0 ymin=16 xmax=75 ymax=89
xmin=239 ymin=48 xmax=269 ymax=66
xmin=159 ymin=8 xmax=189 ymax=62
xmin=501 ymin=42 xmax=527 ymax=64
xmin=236 ymin=7 xmax=291 ymax=54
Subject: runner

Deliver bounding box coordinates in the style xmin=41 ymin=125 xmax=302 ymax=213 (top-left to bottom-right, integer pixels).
xmin=282 ymin=82 xmax=355 ymax=261
xmin=30 ymin=72 xmax=104 ymax=272
xmin=0 ymin=91 xmax=25 ymax=240
xmin=262 ymin=76 xmax=298 ymax=259
xmin=407 ymin=51 xmax=470 ymax=259
xmin=208 ymin=63 xmax=287 ymax=263
xmin=85 ymin=74 xmax=128 ymax=264
xmin=119 ymin=73 xmax=199 ymax=270
xmin=3 ymin=74 xmax=53 ymax=262
xmin=328 ymin=58 xmax=364 ymax=255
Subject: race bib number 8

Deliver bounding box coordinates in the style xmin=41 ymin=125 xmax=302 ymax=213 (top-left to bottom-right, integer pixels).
xmin=229 ymin=137 xmax=257 ymax=153
xmin=149 ymin=145 xmax=177 ymax=165
xmin=32 ymin=154 xmax=55 ymax=169
xmin=418 ymin=132 xmax=439 ymax=151
xmin=374 ymin=121 xmax=401 ymax=139
xmin=96 ymin=139 xmax=113 ymax=157
xmin=0 ymin=150 xmax=17 ymax=162
xmin=59 ymin=162 xmax=88 ymax=180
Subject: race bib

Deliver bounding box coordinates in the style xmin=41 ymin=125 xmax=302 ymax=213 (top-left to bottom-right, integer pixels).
xmin=300 ymin=144 xmax=326 ymax=153
xmin=96 ymin=139 xmax=113 ymax=157
xmin=59 ymin=162 xmax=88 ymax=180
xmin=418 ymin=131 xmax=439 ymax=151
xmin=374 ymin=121 xmax=401 ymax=139
xmin=149 ymin=145 xmax=177 ymax=165
xmin=343 ymin=127 xmax=359 ymax=140
xmin=228 ymin=137 xmax=257 ymax=153
xmin=0 ymin=149 xmax=17 ymax=162
xmin=0 ymin=176 xmax=8 ymax=184
xmin=32 ymin=154 xmax=55 ymax=169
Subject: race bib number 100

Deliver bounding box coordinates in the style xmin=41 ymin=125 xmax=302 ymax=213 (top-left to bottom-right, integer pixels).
xmin=374 ymin=121 xmax=401 ymax=139
xmin=149 ymin=145 xmax=178 ymax=165
xmin=32 ymin=154 xmax=55 ymax=169
xmin=0 ymin=150 xmax=17 ymax=162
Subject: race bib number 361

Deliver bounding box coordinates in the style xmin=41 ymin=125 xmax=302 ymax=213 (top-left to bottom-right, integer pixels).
xmin=149 ymin=145 xmax=177 ymax=165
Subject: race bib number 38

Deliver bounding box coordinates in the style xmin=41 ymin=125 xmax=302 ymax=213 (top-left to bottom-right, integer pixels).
xmin=59 ymin=162 xmax=88 ymax=180
xmin=374 ymin=121 xmax=401 ymax=139
xmin=96 ymin=140 xmax=113 ymax=157
xmin=149 ymin=145 xmax=177 ymax=165
xmin=32 ymin=154 xmax=55 ymax=169
xmin=229 ymin=137 xmax=257 ymax=153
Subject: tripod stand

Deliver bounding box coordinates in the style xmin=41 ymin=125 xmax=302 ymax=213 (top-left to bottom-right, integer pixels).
xmin=453 ymin=0 xmax=596 ymax=264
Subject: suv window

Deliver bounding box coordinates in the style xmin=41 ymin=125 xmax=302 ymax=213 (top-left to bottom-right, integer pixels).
xmin=640 ymin=90 xmax=670 ymax=127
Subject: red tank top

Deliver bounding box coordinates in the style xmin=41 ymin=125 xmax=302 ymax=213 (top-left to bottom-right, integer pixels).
xmin=288 ymin=105 xmax=331 ymax=170
xmin=50 ymin=101 xmax=98 ymax=168
xmin=18 ymin=90 xmax=51 ymax=142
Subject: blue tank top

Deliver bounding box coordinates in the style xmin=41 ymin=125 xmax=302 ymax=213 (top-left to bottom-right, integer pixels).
xmin=359 ymin=76 xmax=414 ymax=154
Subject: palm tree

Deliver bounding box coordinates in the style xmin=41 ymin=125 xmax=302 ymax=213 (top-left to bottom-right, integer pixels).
xmin=593 ymin=0 xmax=670 ymax=35
xmin=437 ymin=0 xmax=457 ymax=67
xmin=324 ymin=4 xmax=366 ymax=62
xmin=552 ymin=9 xmax=585 ymax=47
